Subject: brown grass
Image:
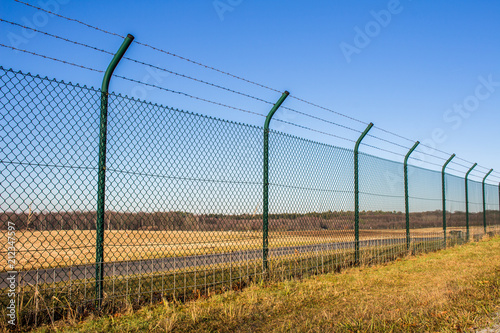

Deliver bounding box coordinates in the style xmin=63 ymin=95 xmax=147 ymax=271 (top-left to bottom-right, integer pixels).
xmin=28 ymin=236 xmax=500 ymax=333
xmin=0 ymin=227 xmax=473 ymax=272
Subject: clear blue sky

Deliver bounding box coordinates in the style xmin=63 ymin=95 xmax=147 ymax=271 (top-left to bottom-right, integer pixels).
xmin=1 ymin=0 xmax=500 ymax=187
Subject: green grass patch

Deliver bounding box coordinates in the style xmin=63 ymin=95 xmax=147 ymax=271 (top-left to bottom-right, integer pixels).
xmin=1 ymin=239 xmax=445 ymax=331
xmin=21 ymin=236 xmax=500 ymax=332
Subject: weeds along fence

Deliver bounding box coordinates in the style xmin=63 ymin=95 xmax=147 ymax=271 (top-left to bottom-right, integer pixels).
xmin=1 ymin=64 xmax=500 ymax=328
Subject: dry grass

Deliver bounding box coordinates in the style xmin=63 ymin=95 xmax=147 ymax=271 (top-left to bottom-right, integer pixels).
xmin=0 ymin=227 xmax=472 ymax=272
xmin=27 ymin=236 xmax=500 ymax=333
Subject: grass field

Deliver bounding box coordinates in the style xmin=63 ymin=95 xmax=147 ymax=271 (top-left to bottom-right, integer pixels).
xmin=0 ymin=227 xmax=471 ymax=272
xmin=1 ymin=238 xmax=447 ymax=330
xmin=25 ymin=236 xmax=500 ymax=333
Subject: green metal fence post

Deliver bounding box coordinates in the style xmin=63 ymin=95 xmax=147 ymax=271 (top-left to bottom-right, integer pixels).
xmin=465 ymin=163 xmax=477 ymax=242
xmin=404 ymin=141 xmax=419 ymax=252
xmin=441 ymin=153 xmax=455 ymax=248
xmin=96 ymin=34 xmax=134 ymax=309
xmin=354 ymin=122 xmax=373 ymax=264
xmin=482 ymin=169 xmax=493 ymax=234
xmin=263 ymin=91 xmax=289 ymax=274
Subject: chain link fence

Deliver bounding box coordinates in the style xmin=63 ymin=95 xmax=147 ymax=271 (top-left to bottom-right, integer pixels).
xmin=1 ymin=66 xmax=500 ymax=327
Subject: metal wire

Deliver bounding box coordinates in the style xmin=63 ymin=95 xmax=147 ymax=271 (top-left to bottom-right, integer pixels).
xmin=114 ymin=75 xmax=266 ymax=118
xmin=0 ymin=18 xmax=115 ymax=56
xmin=0 ymin=18 xmax=367 ymax=137
xmin=408 ymin=157 xmax=447 ymax=169
xmin=1 ymin=24 xmax=492 ymax=178
xmin=0 ymin=43 xmax=103 ymax=73
xmin=13 ymin=0 xmax=125 ymax=39
xmin=366 ymin=134 xmax=411 ymax=150
xmin=0 ymin=42 xmax=367 ymax=147
xmin=288 ymin=95 xmax=368 ymax=125
xmin=373 ymin=125 xmax=415 ymax=143
xmin=2 ymin=66 xmax=499 ymax=330
xmin=11 ymin=0 xmax=483 ymax=169
xmin=116 ymin=75 xmax=357 ymax=144
xmin=361 ymin=143 xmax=407 ymax=158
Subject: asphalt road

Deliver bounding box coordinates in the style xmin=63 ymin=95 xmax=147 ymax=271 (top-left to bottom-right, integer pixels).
xmin=0 ymin=236 xmax=443 ymax=288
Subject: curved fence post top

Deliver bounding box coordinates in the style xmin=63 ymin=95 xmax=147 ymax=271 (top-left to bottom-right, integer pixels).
xmin=404 ymin=141 xmax=420 ymax=166
xmin=465 ymin=163 xmax=478 ymax=179
xmin=442 ymin=153 xmax=456 ymax=173
xmin=354 ymin=122 xmax=374 ymax=152
xmin=264 ymin=91 xmax=290 ymax=130
xmin=483 ymin=169 xmax=494 ymax=182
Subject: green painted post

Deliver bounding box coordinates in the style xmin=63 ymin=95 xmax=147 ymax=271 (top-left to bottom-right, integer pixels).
xmin=404 ymin=141 xmax=419 ymax=252
xmin=482 ymin=169 xmax=493 ymax=234
xmin=262 ymin=91 xmax=289 ymax=273
xmin=354 ymin=122 xmax=373 ymax=264
xmin=441 ymin=154 xmax=455 ymax=248
xmin=465 ymin=163 xmax=477 ymax=242
xmin=96 ymin=34 xmax=134 ymax=308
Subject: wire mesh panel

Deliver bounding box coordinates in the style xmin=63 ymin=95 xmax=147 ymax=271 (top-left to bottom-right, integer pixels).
xmin=0 ymin=67 xmax=100 ymax=269
xmin=359 ymin=153 xmax=405 ymax=226
xmin=485 ymin=183 xmax=500 ymax=232
xmin=407 ymin=165 xmax=442 ymax=226
xmin=1 ymin=66 xmax=500 ymax=328
xmin=0 ymin=67 xmax=101 ymax=322
xmin=268 ymin=131 xmax=355 ymax=277
xmin=358 ymin=153 xmax=408 ymax=261
xmin=444 ymin=173 xmax=466 ymax=245
xmin=405 ymin=165 xmax=445 ymax=252
xmin=468 ymin=180 xmax=484 ymax=238
xmin=104 ymin=92 xmax=264 ymax=305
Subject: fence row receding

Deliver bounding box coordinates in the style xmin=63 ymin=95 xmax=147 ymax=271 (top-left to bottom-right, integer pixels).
xmin=1 ymin=63 xmax=500 ymax=327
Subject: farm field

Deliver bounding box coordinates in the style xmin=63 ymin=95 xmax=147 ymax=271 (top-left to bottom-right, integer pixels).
xmin=26 ymin=236 xmax=500 ymax=333
xmin=0 ymin=226 xmax=475 ymax=272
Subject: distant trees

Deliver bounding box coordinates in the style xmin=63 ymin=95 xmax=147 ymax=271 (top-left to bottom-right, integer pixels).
xmin=0 ymin=209 xmax=493 ymax=232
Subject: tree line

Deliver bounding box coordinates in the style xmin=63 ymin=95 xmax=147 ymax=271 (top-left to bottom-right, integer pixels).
xmin=1 ymin=210 xmax=497 ymax=231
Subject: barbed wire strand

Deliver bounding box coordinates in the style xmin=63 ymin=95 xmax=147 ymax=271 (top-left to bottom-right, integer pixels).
xmin=115 ymin=75 xmax=358 ymax=144
xmin=408 ymin=157 xmax=448 ymax=169
xmin=8 ymin=1 xmax=498 ymax=172
xmin=0 ymin=43 xmax=103 ymax=73
xmin=455 ymin=156 xmax=478 ymax=165
xmin=114 ymin=75 xmax=267 ymax=118
xmin=360 ymin=143 xmax=406 ymax=159
xmin=372 ymin=125 xmax=415 ymax=144
xmin=0 ymin=18 xmax=372 ymax=138
xmin=0 ymin=42 xmax=380 ymax=150
xmin=0 ymin=43 xmax=485 ymax=173
xmin=0 ymin=44 xmax=267 ymax=120
xmin=453 ymin=156 xmax=498 ymax=176
xmin=13 ymin=0 xmax=125 ymax=38
xmin=12 ymin=0 xmax=372 ymax=128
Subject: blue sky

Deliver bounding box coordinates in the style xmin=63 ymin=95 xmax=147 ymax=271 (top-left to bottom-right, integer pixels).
xmin=1 ymin=0 xmax=499 ymax=182
xmin=1 ymin=0 xmax=500 ymax=215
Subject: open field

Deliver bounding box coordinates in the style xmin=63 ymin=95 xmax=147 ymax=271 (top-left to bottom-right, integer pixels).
xmin=1 ymin=238 xmax=445 ymax=330
xmin=0 ymin=227 xmax=473 ymax=272
xmin=26 ymin=236 xmax=500 ymax=333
